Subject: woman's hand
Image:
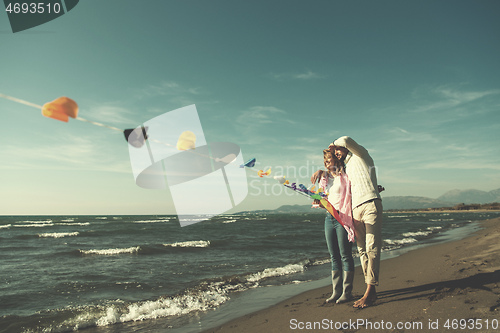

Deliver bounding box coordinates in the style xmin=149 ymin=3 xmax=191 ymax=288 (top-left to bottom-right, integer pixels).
xmin=310 ymin=169 xmax=323 ymax=183
xmin=312 ymin=199 xmax=325 ymax=209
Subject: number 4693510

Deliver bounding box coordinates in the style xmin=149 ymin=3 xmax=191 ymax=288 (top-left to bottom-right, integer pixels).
xmin=444 ymin=319 xmax=499 ymax=330
xmin=5 ymin=2 xmax=62 ymax=14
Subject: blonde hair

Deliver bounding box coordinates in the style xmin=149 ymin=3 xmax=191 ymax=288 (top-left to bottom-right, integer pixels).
xmin=323 ymin=149 xmax=344 ymax=174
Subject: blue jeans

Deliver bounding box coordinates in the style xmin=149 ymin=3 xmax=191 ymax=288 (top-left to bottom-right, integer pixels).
xmin=325 ymin=212 xmax=354 ymax=272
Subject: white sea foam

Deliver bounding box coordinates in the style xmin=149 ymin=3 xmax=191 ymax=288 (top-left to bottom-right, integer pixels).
xmin=245 ymin=263 xmax=305 ymax=283
xmin=402 ymin=231 xmax=431 ymax=237
xmin=163 ymin=240 xmax=210 ymax=248
xmin=61 ymin=219 xmax=75 ymax=222
xmin=222 ymin=219 xmax=237 ymax=224
xmin=56 ymin=261 xmax=305 ymax=330
xmin=133 ymin=219 xmax=166 ymax=224
xmin=57 ymin=222 xmax=90 ymax=226
xmin=429 ymin=218 xmax=454 ymax=222
xmin=93 ymin=261 xmax=306 ymax=326
xmin=15 ymin=220 xmax=54 ymax=228
xmin=94 ymin=288 xmax=229 ymax=326
xmin=39 ymin=232 xmax=79 ymax=238
xmin=0 ymin=224 xmax=11 ymax=229
xmin=14 ymin=223 xmax=54 ymax=228
xmin=427 ymin=226 xmax=443 ymax=231
xmin=311 ymin=258 xmax=331 ymax=266
xmin=20 ymin=220 xmax=53 ymax=224
xmin=384 ymin=238 xmax=418 ymax=245
xmin=80 ymin=247 xmax=140 ymax=255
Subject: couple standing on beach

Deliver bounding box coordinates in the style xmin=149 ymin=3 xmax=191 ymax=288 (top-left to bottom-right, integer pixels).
xmin=311 ymin=136 xmax=383 ymax=309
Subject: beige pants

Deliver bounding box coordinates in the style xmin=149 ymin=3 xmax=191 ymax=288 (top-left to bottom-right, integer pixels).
xmin=353 ymin=199 xmax=383 ymax=286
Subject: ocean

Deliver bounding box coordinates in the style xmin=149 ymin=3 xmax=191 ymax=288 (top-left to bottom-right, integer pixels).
xmin=1 ymin=211 xmax=499 ymax=333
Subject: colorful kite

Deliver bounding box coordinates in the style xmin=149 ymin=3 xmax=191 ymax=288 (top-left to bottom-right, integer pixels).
xmin=176 ymin=131 xmax=196 ymax=151
xmin=240 ymin=157 xmax=256 ymax=168
xmin=257 ymin=168 xmax=272 ymax=177
xmin=123 ymin=127 xmax=149 ymax=148
xmin=42 ymin=97 xmax=78 ymax=122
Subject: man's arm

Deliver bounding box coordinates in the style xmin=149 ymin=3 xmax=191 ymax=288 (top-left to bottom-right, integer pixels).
xmin=333 ymin=136 xmax=369 ymax=158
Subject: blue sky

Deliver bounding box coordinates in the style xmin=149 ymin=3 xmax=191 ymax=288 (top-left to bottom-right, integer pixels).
xmin=1 ymin=0 xmax=499 ymax=215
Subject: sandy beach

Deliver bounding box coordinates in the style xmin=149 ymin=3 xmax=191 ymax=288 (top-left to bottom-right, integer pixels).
xmin=206 ymin=217 xmax=500 ymax=333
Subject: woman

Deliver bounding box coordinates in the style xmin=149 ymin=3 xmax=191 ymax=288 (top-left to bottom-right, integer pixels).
xmin=315 ymin=149 xmax=355 ymax=304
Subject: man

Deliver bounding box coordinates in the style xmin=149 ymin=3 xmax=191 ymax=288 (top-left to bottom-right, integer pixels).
xmin=312 ymin=136 xmax=383 ymax=308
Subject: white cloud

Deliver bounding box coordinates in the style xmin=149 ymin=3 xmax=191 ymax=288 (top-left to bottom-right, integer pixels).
xmin=387 ymin=127 xmax=438 ymax=143
xmin=82 ymin=105 xmax=134 ymax=125
xmin=236 ymin=106 xmax=289 ymax=125
xmin=134 ymin=81 xmax=204 ymax=107
xmin=420 ymin=161 xmax=500 ymax=171
xmin=409 ymin=86 xmax=500 ymax=115
xmin=269 ymin=70 xmax=325 ymax=81
xmin=137 ymin=81 xmax=202 ymax=97
xmin=232 ymin=106 xmax=297 ymax=145
xmin=137 ymin=81 xmax=202 ymax=99
xmin=1 ymin=134 xmax=130 ymax=173
xmin=436 ymin=87 xmax=499 ymax=104
xmin=394 ymin=127 xmax=409 ymax=134
xmin=294 ymin=70 xmax=324 ymax=80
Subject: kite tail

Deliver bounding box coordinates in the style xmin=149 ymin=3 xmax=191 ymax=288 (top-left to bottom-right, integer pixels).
xmin=339 ymin=172 xmax=355 ymax=243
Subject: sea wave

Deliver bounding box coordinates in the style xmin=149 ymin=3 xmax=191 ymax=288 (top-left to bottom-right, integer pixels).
xmin=79 ymin=247 xmax=140 ymax=255
xmin=99 ymin=289 xmax=228 ymax=325
xmin=163 ymin=240 xmax=210 ymax=248
xmin=245 ymin=263 xmax=305 ymax=283
xmin=0 ymin=224 xmax=11 ymax=229
xmin=19 ymin=220 xmax=53 ymax=224
xmin=384 ymin=238 xmax=418 ymax=245
xmin=56 ymin=222 xmax=90 ymax=226
xmin=427 ymin=226 xmax=443 ymax=231
xmin=402 ymin=231 xmax=432 ymax=237
xmin=133 ymin=219 xmax=167 ymax=224
xmin=17 ymin=285 xmax=230 ymax=332
xmin=10 ymin=260 xmax=313 ymax=332
xmin=39 ymin=232 xmax=79 ymax=238
xmin=14 ymin=223 xmax=54 ymax=228
xmin=310 ymin=258 xmax=331 ymax=266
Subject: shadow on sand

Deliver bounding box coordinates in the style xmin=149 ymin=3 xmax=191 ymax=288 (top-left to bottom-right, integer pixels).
xmin=377 ymin=270 xmax=500 ymax=309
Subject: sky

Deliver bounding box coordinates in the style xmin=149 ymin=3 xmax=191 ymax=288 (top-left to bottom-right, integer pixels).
xmin=1 ymin=0 xmax=499 ymax=215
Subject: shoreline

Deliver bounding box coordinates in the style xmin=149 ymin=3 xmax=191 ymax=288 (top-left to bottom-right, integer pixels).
xmin=386 ymin=209 xmax=500 ymax=213
xmin=204 ymin=217 xmax=500 ymax=333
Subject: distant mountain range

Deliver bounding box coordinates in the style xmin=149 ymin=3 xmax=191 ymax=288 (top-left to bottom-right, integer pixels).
xmin=248 ymin=188 xmax=500 ymax=213
xmin=436 ymin=188 xmax=500 ymax=205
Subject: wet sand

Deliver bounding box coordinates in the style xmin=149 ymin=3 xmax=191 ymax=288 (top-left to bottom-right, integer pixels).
xmin=205 ymin=218 xmax=500 ymax=332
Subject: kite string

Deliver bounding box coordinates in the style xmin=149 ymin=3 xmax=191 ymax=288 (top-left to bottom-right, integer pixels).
xmin=0 ymin=93 xmax=42 ymax=109
xmin=0 ymin=93 xmax=125 ymax=133
xmin=0 ymin=93 xmax=226 ymax=162
xmin=75 ymin=116 xmax=123 ymax=132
